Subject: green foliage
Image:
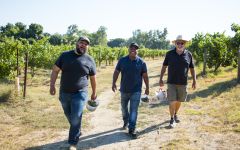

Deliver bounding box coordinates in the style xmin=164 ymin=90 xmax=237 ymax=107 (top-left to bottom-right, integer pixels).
xmin=230 ymin=23 xmax=240 ymax=67
xmin=0 ymin=37 xmax=25 ymax=78
xmin=90 ymin=26 xmax=108 ymax=46
xmin=25 ymin=23 xmax=44 ymax=40
xmin=128 ymin=28 xmax=170 ymax=49
xmin=49 ymin=33 xmax=63 ymax=45
xmin=189 ymin=32 xmax=236 ymax=72
xmin=107 ymin=38 xmax=126 ymax=47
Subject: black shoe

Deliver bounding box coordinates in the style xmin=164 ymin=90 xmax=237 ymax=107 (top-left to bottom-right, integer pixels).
xmin=129 ymin=129 xmax=137 ymax=139
xmin=169 ymin=118 xmax=176 ymax=128
xmin=174 ymin=114 xmax=180 ymax=123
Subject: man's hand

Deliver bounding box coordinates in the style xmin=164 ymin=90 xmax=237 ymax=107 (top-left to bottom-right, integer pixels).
xmin=49 ymin=65 xmax=60 ymax=95
xmin=145 ymin=88 xmax=149 ymax=95
xmin=159 ymin=79 xmax=164 ymax=87
xmin=192 ymin=80 xmax=196 ymax=90
xmin=91 ymin=93 xmax=97 ymax=100
xmin=112 ymin=83 xmax=117 ymax=92
xmin=50 ymin=85 xmax=56 ymax=95
xmin=112 ymin=70 xmax=119 ymax=92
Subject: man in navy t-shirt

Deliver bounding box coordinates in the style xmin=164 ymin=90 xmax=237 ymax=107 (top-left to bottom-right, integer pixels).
xmin=112 ymin=42 xmax=149 ymax=139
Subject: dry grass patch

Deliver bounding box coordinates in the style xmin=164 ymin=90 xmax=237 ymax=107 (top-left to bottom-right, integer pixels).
xmin=161 ymin=138 xmax=192 ymax=150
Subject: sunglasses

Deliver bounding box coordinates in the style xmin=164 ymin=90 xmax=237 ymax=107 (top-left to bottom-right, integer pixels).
xmin=176 ymin=42 xmax=185 ymax=45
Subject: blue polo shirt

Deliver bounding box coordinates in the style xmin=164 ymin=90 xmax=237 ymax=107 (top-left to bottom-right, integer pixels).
xmin=116 ymin=56 xmax=147 ymax=93
xmin=163 ymin=48 xmax=194 ymax=85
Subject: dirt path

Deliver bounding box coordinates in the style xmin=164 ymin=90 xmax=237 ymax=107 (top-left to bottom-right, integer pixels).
xmin=26 ymin=59 xmax=240 ymax=150
xmin=76 ymin=90 xmax=132 ymax=150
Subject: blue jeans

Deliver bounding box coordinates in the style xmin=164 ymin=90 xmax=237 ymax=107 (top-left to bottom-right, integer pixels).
xmin=120 ymin=92 xmax=141 ymax=130
xmin=59 ymin=90 xmax=88 ymax=145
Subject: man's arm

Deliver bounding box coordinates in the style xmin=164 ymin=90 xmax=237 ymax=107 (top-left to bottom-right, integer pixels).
xmin=112 ymin=70 xmax=120 ymax=92
xmin=50 ymin=65 xmax=61 ymax=95
xmin=190 ymin=68 xmax=196 ymax=89
xmin=90 ymin=75 xmax=97 ymax=100
xmin=159 ymin=65 xmax=167 ymax=87
xmin=142 ymin=72 xmax=149 ymax=95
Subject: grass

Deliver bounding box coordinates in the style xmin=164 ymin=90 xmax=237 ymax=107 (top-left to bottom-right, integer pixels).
xmin=161 ymin=139 xmax=192 ymax=150
xmin=184 ymin=109 xmax=203 ymax=115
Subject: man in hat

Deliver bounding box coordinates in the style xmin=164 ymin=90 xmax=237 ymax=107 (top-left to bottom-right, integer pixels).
xmin=50 ymin=36 xmax=97 ymax=150
xmin=112 ymin=42 xmax=149 ymax=139
xmin=159 ymin=35 xmax=196 ymax=128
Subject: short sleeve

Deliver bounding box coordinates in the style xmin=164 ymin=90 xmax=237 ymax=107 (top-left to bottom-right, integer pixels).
xmin=163 ymin=53 xmax=169 ymax=66
xmin=89 ymin=57 xmax=97 ymax=76
xmin=55 ymin=53 xmax=64 ymax=69
xmin=142 ymin=62 xmax=147 ymax=73
xmin=189 ymin=53 xmax=194 ymax=68
xmin=115 ymin=58 xmax=122 ymax=72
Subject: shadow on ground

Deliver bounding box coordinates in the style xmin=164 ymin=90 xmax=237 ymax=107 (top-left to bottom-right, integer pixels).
xmin=25 ymin=128 xmax=131 ymax=150
xmin=187 ymin=78 xmax=238 ymax=101
xmin=0 ymin=90 xmax=11 ymax=103
xmin=138 ymin=120 xmax=170 ymax=136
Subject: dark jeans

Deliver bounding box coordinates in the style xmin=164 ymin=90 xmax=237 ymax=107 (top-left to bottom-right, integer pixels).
xmin=59 ymin=90 xmax=88 ymax=145
xmin=120 ymin=92 xmax=141 ymax=130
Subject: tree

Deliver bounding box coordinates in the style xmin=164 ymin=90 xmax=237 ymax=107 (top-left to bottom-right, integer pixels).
xmin=15 ymin=22 xmax=27 ymax=38
xmin=63 ymin=25 xmax=90 ymax=45
xmin=107 ymin=38 xmax=126 ymax=47
xmin=26 ymin=23 xmax=44 ymax=40
xmin=128 ymin=28 xmax=170 ymax=49
xmin=49 ymin=33 xmax=63 ymax=45
xmin=90 ymin=26 xmax=108 ymax=46
xmin=0 ymin=23 xmax=19 ymax=37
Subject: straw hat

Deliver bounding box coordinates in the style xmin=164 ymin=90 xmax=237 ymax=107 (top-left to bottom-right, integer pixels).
xmin=172 ymin=35 xmax=188 ymax=44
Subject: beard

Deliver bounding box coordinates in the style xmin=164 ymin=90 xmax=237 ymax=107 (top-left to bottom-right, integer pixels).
xmin=76 ymin=47 xmax=86 ymax=55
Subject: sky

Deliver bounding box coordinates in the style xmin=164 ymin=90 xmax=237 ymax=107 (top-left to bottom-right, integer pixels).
xmin=0 ymin=0 xmax=239 ymax=41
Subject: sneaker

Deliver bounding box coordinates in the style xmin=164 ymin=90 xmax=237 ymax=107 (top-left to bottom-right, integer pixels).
xmin=69 ymin=144 xmax=77 ymax=150
xmin=129 ymin=129 xmax=137 ymax=139
xmin=174 ymin=114 xmax=180 ymax=123
xmin=169 ymin=118 xmax=176 ymax=128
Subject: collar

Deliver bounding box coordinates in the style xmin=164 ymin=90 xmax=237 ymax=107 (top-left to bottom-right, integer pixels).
xmin=128 ymin=55 xmax=138 ymax=61
xmin=74 ymin=49 xmax=86 ymax=56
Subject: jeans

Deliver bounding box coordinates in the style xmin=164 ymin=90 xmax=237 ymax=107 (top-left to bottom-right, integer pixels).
xmin=120 ymin=91 xmax=141 ymax=130
xmin=59 ymin=90 xmax=88 ymax=145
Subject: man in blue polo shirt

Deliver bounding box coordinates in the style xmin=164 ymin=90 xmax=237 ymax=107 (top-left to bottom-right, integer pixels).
xmin=159 ymin=35 xmax=196 ymax=128
xmin=112 ymin=42 xmax=149 ymax=138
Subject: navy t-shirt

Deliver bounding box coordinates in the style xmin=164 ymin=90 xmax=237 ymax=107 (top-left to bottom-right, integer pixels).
xmin=55 ymin=50 xmax=96 ymax=93
xmin=116 ymin=56 xmax=147 ymax=93
xmin=163 ymin=48 xmax=194 ymax=85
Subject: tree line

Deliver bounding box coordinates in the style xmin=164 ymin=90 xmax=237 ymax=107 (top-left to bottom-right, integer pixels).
xmin=0 ymin=36 xmax=167 ymax=79
xmin=0 ymin=22 xmax=170 ymax=49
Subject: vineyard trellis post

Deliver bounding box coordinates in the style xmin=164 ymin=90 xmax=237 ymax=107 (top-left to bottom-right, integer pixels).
xmin=238 ymin=46 xmax=240 ymax=83
xmin=23 ymin=52 xmax=28 ymax=98
xmin=15 ymin=47 xmax=20 ymax=95
xmin=202 ymin=48 xmax=207 ymax=76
